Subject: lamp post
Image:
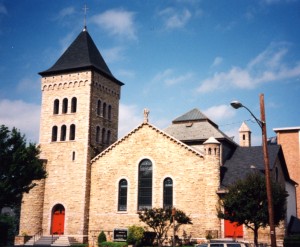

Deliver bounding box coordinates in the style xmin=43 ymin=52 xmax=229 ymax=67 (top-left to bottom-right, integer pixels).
xmin=230 ymin=93 xmax=276 ymax=247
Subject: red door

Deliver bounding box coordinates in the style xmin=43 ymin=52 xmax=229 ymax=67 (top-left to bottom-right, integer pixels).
xmin=51 ymin=205 xmax=65 ymax=235
xmin=224 ymin=219 xmax=243 ymax=238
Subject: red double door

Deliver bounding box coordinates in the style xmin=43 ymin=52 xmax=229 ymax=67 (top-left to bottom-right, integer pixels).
xmin=51 ymin=205 xmax=65 ymax=235
xmin=224 ymin=219 xmax=243 ymax=238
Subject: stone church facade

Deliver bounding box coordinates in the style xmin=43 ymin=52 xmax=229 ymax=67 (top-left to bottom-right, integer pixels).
xmin=16 ymin=28 xmax=297 ymax=246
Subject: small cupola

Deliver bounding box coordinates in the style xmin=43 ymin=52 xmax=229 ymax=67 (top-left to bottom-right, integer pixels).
xmin=239 ymin=122 xmax=251 ymax=147
xmin=203 ymin=136 xmax=220 ymax=156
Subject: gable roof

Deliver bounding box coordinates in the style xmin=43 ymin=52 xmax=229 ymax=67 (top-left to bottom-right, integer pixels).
xmin=164 ymin=108 xmax=236 ymax=145
xmin=39 ymin=29 xmax=123 ymax=86
xmin=221 ymin=145 xmax=294 ymax=187
xmin=91 ymin=122 xmax=204 ymax=163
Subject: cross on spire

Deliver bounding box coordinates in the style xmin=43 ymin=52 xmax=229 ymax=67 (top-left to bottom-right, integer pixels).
xmin=83 ymin=4 xmax=89 ymax=31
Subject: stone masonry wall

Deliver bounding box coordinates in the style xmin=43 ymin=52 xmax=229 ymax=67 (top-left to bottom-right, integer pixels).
xmin=89 ymin=123 xmax=221 ymax=244
xmin=18 ymin=179 xmax=45 ymax=236
xmin=38 ymin=71 xmax=92 ymax=237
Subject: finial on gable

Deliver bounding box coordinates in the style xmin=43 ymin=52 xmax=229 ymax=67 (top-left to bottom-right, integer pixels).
xmin=144 ymin=108 xmax=150 ymax=123
xmin=83 ymin=4 xmax=89 ymax=31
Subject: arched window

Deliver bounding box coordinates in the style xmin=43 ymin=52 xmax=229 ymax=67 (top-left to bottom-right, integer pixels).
xmin=107 ymin=130 xmax=111 ymax=145
xmin=102 ymin=128 xmax=106 ymax=144
xmin=163 ymin=177 xmax=173 ymax=209
xmin=69 ymin=124 xmax=75 ymax=140
xmin=60 ymin=125 xmax=67 ymax=141
xmin=108 ymin=105 xmax=112 ymax=120
xmin=97 ymin=100 xmax=101 ymax=116
xmin=53 ymin=99 xmax=59 ymax=114
xmin=52 ymin=126 xmax=58 ymax=142
xmin=103 ymin=103 xmax=107 ymax=118
xmin=96 ymin=126 xmax=101 ymax=143
xmin=138 ymin=159 xmax=152 ymax=210
xmin=71 ymin=97 xmax=77 ymax=113
xmin=62 ymin=98 xmax=68 ymax=114
xmin=118 ymin=179 xmax=128 ymax=211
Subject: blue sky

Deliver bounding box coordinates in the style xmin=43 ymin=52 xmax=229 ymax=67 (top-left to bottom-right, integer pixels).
xmin=0 ymin=0 xmax=299 ymax=145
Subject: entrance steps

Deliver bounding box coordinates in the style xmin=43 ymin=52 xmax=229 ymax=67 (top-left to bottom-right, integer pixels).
xmin=24 ymin=235 xmax=79 ymax=246
xmin=25 ymin=236 xmax=59 ymax=246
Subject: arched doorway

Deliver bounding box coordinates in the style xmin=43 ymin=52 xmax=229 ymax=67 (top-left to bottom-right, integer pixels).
xmin=51 ymin=204 xmax=65 ymax=235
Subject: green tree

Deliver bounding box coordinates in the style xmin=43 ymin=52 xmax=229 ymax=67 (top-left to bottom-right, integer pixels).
xmin=0 ymin=125 xmax=47 ymax=211
xmin=138 ymin=207 xmax=192 ymax=247
xmin=217 ymin=172 xmax=288 ymax=246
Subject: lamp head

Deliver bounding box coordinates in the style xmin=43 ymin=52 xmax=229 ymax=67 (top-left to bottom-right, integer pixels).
xmin=230 ymin=100 xmax=243 ymax=109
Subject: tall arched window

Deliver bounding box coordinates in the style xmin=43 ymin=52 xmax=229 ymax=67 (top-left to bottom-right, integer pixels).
xmin=53 ymin=99 xmax=59 ymax=114
xmin=69 ymin=124 xmax=76 ymax=140
xmin=107 ymin=130 xmax=111 ymax=145
xmin=118 ymin=179 xmax=128 ymax=211
xmin=102 ymin=128 xmax=106 ymax=144
xmin=60 ymin=125 xmax=66 ymax=141
xmin=108 ymin=105 xmax=112 ymax=120
xmin=138 ymin=159 xmax=152 ymax=210
xmin=96 ymin=126 xmax=101 ymax=143
xmin=62 ymin=98 xmax=68 ymax=114
xmin=163 ymin=178 xmax=173 ymax=209
xmin=97 ymin=100 xmax=101 ymax=116
xmin=71 ymin=97 xmax=77 ymax=113
xmin=103 ymin=102 xmax=107 ymax=118
xmin=52 ymin=126 xmax=58 ymax=142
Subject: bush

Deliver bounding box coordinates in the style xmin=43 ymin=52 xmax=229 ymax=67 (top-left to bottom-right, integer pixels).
xmin=99 ymin=242 xmax=127 ymax=247
xmin=98 ymin=231 xmax=107 ymax=246
xmin=127 ymin=225 xmax=144 ymax=246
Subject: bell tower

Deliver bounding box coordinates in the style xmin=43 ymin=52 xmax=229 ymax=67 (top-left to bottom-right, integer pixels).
xmin=18 ymin=28 xmax=123 ymax=241
xmin=239 ymin=122 xmax=251 ymax=147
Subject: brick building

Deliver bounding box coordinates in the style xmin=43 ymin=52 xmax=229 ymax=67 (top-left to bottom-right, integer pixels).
xmin=16 ymin=28 xmax=297 ymax=246
xmin=274 ymin=127 xmax=300 ymax=218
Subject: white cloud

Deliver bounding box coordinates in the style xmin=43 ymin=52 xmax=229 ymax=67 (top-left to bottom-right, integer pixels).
xmin=211 ymin=56 xmax=223 ymax=67
xmin=197 ymin=43 xmax=300 ymax=93
xmin=118 ymin=104 xmax=142 ymax=138
xmin=0 ymin=99 xmax=40 ymax=143
xmin=57 ymin=6 xmax=75 ymax=20
xmin=159 ymin=8 xmax=192 ymax=29
xmin=0 ymin=3 xmax=7 ymax=15
xmin=165 ymin=72 xmax=194 ymax=86
xmin=17 ymin=77 xmax=40 ymax=93
xmin=152 ymin=69 xmax=194 ymax=86
xmin=103 ymin=46 xmax=125 ymax=63
xmin=203 ymin=104 xmax=235 ymax=123
xmin=91 ymin=9 xmax=137 ymax=40
xmin=117 ymin=69 xmax=136 ymax=79
xmin=262 ymin=0 xmax=297 ymax=4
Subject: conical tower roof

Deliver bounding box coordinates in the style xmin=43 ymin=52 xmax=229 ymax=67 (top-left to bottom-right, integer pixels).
xmin=39 ymin=29 xmax=123 ymax=86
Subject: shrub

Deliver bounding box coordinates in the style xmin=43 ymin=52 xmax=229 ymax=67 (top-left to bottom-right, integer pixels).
xmin=127 ymin=225 xmax=144 ymax=246
xmin=99 ymin=242 xmax=127 ymax=247
xmin=98 ymin=231 xmax=107 ymax=246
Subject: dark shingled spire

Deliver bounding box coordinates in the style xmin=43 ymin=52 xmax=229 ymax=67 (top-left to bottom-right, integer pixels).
xmin=39 ymin=30 xmax=123 ymax=86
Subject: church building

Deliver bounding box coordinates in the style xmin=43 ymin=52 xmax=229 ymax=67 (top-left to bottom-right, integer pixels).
xmin=16 ymin=27 xmax=297 ymax=246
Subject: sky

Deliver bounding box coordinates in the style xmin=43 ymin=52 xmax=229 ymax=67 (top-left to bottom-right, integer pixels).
xmin=0 ymin=0 xmax=299 ymax=146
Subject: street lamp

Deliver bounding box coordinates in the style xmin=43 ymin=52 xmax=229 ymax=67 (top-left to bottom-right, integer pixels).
xmin=230 ymin=94 xmax=276 ymax=247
